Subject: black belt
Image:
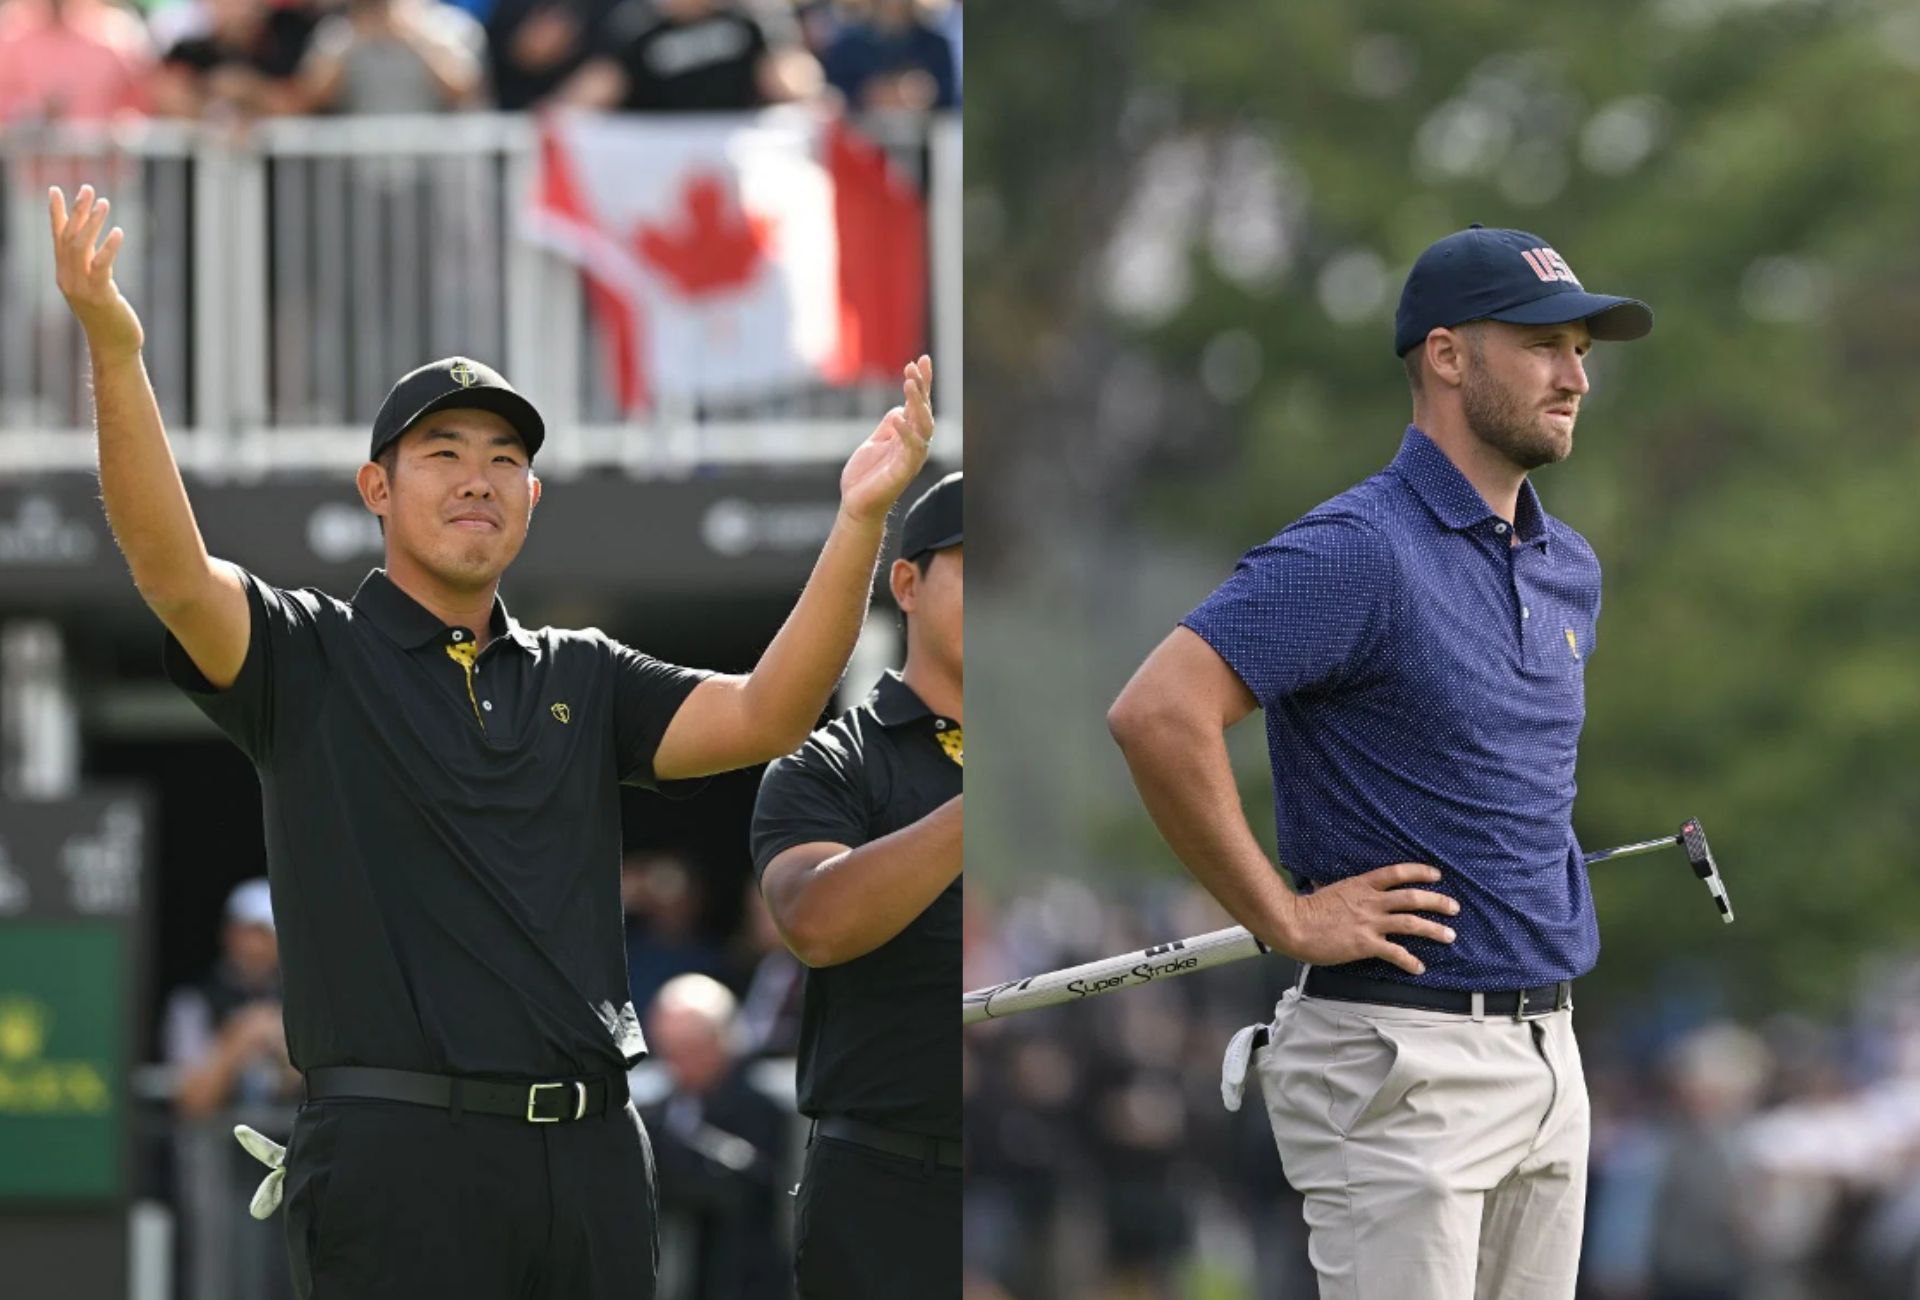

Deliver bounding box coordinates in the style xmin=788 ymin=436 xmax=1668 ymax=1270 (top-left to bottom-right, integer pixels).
xmin=306 ymin=1066 xmax=618 ymax=1124
xmin=812 ymin=1116 xmax=962 ymax=1169
xmin=1304 ymin=967 xmax=1572 ymax=1020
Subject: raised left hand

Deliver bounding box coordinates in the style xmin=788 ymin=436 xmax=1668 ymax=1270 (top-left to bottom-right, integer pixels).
xmin=839 ymin=355 xmax=933 ymax=525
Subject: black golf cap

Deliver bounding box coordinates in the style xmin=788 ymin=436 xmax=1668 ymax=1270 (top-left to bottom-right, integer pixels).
xmin=901 ymin=471 xmax=961 ymax=561
xmin=1394 ymin=225 xmax=1653 ymax=357
xmin=368 ymin=357 xmax=546 ymax=462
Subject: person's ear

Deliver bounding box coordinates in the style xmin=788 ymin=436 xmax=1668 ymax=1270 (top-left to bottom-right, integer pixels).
xmin=1427 ymin=328 xmax=1470 ymax=390
xmin=889 ymin=556 xmax=918 ymax=614
xmin=356 ymin=460 xmax=390 ymax=525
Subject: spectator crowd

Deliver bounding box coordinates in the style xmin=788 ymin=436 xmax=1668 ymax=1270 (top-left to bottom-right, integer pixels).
xmin=0 ymin=0 xmax=959 ymax=125
xmin=965 ymin=882 xmax=1920 ymax=1300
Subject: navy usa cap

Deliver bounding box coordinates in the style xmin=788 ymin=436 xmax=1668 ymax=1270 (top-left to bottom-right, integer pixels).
xmin=901 ymin=471 xmax=962 ymax=560
xmin=1394 ymin=225 xmax=1653 ymax=357
xmin=369 ymin=357 xmax=547 ymax=462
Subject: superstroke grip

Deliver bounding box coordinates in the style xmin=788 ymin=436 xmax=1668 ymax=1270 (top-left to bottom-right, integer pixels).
xmin=962 ymin=926 xmax=1268 ymax=1025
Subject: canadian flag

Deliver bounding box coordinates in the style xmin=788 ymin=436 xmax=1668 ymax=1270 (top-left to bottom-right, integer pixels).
xmin=526 ymin=109 xmax=927 ymax=414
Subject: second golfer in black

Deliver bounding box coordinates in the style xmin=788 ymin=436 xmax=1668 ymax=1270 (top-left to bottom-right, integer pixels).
xmin=752 ymin=471 xmax=964 ymax=1299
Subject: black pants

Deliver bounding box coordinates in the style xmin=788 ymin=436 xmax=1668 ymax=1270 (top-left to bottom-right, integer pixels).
xmin=281 ymin=1096 xmax=657 ymax=1299
xmin=792 ymin=1133 xmax=960 ymax=1300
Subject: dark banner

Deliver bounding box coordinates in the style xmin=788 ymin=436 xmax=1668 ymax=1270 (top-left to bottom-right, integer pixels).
xmin=0 ymin=467 xmax=931 ymax=610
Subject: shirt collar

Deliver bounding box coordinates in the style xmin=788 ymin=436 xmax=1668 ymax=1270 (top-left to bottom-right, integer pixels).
xmin=1391 ymin=426 xmax=1551 ymax=549
xmin=866 ymin=670 xmax=936 ymax=728
xmin=350 ymin=569 xmax=538 ymax=653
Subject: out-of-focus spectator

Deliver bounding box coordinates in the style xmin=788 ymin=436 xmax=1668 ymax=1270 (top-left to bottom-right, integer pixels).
xmin=623 ymin=850 xmax=730 ymax=1017
xmin=162 ymin=878 xmax=299 ymax=1117
xmin=822 ymin=0 xmax=953 ymax=111
xmin=1648 ymin=1023 xmax=1770 ymax=1300
xmin=791 ymin=0 xmax=833 ymax=58
xmin=484 ymin=0 xmax=610 ymax=109
xmin=0 ymin=0 xmax=152 ymax=122
xmin=642 ymin=973 xmax=790 ymax=1299
xmin=151 ymin=0 xmax=316 ymax=119
xmin=298 ymin=0 xmax=484 ymax=113
xmin=733 ymin=879 xmax=804 ymax=1057
xmin=561 ymin=0 xmax=820 ymax=111
xmin=1585 ymin=1068 xmax=1669 ymax=1300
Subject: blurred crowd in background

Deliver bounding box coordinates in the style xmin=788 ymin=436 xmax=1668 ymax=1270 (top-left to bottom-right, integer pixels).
xmin=151 ymin=858 xmax=806 ymax=1299
xmin=965 ymin=884 xmax=1920 ymax=1300
xmin=0 ymin=0 xmax=959 ymax=124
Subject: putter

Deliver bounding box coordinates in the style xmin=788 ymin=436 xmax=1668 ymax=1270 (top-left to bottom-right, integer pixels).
xmin=964 ymin=818 xmax=1733 ymax=1025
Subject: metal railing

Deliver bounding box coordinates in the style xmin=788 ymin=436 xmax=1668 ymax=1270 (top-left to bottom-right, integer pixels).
xmin=0 ymin=112 xmax=961 ymax=479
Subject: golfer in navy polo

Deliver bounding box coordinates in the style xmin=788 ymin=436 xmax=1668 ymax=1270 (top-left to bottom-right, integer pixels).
xmin=1108 ymin=225 xmax=1653 ymax=1299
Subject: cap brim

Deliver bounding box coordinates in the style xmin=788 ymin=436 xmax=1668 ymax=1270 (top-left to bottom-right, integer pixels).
xmin=380 ymin=388 xmax=547 ymax=461
xmin=1488 ymin=292 xmax=1653 ymax=342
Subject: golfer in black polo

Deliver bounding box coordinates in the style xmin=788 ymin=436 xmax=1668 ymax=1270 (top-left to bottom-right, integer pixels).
xmin=751 ymin=471 xmax=963 ymax=1299
xmin=50 ymin=180 xmax=936 ymax=1300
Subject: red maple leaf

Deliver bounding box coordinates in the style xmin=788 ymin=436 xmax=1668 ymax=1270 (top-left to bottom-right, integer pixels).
xmin=632 ymin=172 xmax=776 ymax=297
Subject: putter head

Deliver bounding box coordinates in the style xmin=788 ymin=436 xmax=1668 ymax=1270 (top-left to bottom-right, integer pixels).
xmin=1678 ymin=817 xmax=1735 ymax=924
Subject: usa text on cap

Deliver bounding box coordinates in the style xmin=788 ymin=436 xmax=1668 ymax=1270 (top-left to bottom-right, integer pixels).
xmin=1394 ymin=226 xmax=1653 ymax=357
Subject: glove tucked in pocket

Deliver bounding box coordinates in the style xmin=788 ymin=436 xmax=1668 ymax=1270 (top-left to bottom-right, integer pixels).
xmin=1220 ymin=1022 xmax=1271 ymax=1112
xmin=233 ymin=1124 xmax=287 ymax=1219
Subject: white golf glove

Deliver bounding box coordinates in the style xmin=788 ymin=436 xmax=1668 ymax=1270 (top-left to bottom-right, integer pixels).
xmin=233 ymin=1124 xmax=287 ymax=1219
xmin=1219 ymin=1022 xmax=1269 ymax=1113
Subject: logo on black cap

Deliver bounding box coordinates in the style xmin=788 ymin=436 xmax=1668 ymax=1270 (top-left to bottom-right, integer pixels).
xmin=368 ymin=356 xmax=548 ymax=463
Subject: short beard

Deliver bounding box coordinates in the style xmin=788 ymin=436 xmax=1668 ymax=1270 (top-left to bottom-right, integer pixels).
xmin=1459 ymin=345 xmax=1570 ymax=472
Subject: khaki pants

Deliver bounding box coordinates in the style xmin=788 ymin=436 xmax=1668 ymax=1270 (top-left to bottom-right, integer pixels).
xmin=1248 ymin=985 xmax=1588 ymax=1300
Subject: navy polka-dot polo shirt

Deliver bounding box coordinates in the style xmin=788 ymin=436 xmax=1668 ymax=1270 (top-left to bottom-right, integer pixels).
xmin=1182 ymin=426 xmax=1600 ymax=990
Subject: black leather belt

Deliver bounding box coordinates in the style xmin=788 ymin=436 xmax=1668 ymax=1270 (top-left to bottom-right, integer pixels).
xmin=306 ymin=1066 xmax=618 ymax=1123
xmin=1304 ymin=967 xmax=1572 ymax=1020
xmin=812 ymin=1116 xmax=962 ymax=1169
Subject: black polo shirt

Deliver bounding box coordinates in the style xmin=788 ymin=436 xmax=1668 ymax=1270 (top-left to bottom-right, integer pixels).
xmin=163 ymin=566 xmax=708 ymax=1079
xmin=750 ymin=671 xmax=961 ymax=1140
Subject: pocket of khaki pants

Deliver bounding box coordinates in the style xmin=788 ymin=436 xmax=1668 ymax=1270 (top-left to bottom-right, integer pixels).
xmin=1317 ymin=1013 xmax=1405 ymax=1137
xmin=1255 ymin=999 xmax=1403 ymax=1139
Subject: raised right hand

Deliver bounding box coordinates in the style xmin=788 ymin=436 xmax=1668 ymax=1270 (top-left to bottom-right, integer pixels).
xmin=1280 ymin=861 xmax=1460 ymax=976
xmin=48 ymin=185 xmax=143 ymax=360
